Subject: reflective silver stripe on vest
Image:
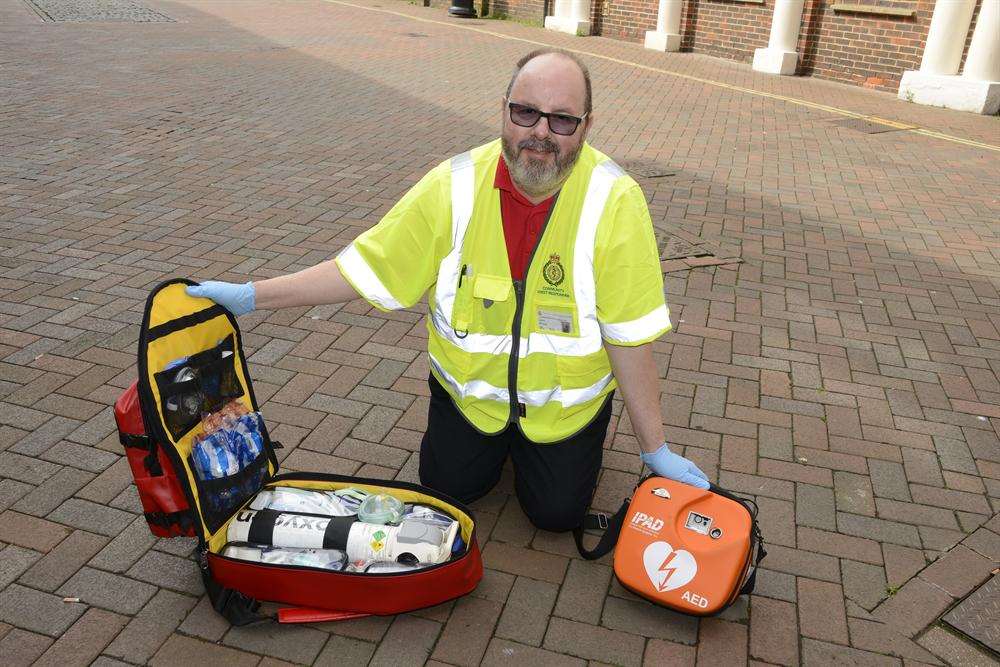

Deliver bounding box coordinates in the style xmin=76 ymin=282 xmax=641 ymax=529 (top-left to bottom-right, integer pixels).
xmin=562 ymin=159 xmax=625 ymax=355
xmin=432 ymin=151 xmax=495 ymax=346
xmin=519 ymin=371 xmax=614 ymax=407
xmin=601 ymin=303 xmax=671 ymax=343
xmin=336 ymin=243 xmax=405 ymax=311
xmin=429 ymin=352 xmax=509 ymax=402
xmin=431 ymin=352 xmax=612 ymax=408
xmin=431 ymin=311 xmax=512 ymax=354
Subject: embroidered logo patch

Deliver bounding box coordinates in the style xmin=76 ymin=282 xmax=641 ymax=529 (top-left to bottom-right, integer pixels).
xmin=543 ymin=254 xmax=565 ymax=286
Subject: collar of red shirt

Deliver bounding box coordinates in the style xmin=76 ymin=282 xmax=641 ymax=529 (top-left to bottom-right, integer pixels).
xmin=494 ymin=156 xmax=555 ymax=209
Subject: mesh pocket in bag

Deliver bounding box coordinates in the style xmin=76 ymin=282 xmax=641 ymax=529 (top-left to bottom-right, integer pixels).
xmin=155 ymin=335 xmax=245 ymax=440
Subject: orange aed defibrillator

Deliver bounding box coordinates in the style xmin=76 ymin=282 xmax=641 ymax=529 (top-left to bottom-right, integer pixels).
xmin=575 ymin=477 xmax=765 ymax=616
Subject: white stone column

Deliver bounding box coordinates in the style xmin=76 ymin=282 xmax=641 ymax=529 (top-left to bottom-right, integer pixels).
xmin=545 ymin=0 xmax=592 ymax=36
xmin=752 ymin=0 xmax=806 ymax=75
xmin=644 ymin=0 xmax=683 ymax=52
xmin=919 ymin=0 xmax=976 ymax=75
xmin=963 ymin=0 xmax=1000 ymax=82
xmin=898 ymin=0 xmax=999 ymax=115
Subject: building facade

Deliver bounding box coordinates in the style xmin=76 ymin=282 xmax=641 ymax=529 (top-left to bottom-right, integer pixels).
xmin=475 ymin=0 xmax=997 ymax=111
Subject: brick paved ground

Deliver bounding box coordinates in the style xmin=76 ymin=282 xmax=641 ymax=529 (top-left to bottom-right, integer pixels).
xmin=1 ymin=0 xmax=999 ymax=664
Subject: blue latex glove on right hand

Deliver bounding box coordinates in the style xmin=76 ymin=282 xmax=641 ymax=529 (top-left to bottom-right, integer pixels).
xmin=640 ymin=443 xmax=711 ymax=490
xmin=186 ymin=281 xmax=256 ymax=316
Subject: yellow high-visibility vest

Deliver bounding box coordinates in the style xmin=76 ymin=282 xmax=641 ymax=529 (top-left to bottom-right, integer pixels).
xmin=336 ymin=139 xmax=671 ymax=443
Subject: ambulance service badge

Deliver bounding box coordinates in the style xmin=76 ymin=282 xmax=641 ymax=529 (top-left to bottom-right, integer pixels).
xmin=543 ymin=254 xmax=565 ymax=286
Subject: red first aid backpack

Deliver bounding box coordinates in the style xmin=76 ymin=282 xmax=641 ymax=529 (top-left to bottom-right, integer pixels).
xmin=116 ymin=381 xmax=197 ymax=538
xmin=115 ymin=279 xmax=482 ymax=625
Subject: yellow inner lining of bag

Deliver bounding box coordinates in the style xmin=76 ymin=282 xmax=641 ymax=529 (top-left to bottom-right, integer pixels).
xmin=207 ymin=478 xmax=476 ymax=555
xmin=144 ymin=283 xmax=276 ymax=542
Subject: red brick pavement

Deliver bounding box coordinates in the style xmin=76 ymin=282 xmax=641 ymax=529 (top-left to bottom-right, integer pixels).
xmin=1 ymin=0 xmax=998 ymax=664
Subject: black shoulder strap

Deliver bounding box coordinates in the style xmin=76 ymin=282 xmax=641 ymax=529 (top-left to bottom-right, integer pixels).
xmin=572 ymin=499 xmax=630 ymax=560
xmin=199 ymin=549 xmax=269 ymax=626
xmin=739 ymin=521 xmax=767 ymax=595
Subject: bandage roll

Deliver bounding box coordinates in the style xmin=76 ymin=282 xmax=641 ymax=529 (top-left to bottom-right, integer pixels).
xmin=227 ymin=509 xmax=356 ymax=550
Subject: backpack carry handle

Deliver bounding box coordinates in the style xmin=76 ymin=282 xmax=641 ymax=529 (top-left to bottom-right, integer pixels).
xmin=202 ymin=557 xmax=373 ymax=625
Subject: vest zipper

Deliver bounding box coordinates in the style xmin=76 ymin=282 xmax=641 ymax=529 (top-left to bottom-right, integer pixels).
xmin=508 ymin=279 xmax=525 ymax=424
xmin=506 ymin=191 xmax=560 ymax=426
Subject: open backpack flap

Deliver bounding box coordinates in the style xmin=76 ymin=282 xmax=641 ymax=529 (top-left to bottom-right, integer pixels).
xmin=127 ymin=279 xmax=482 ymax=625
xmin=573 ymin=476 xmax=766 ymax=617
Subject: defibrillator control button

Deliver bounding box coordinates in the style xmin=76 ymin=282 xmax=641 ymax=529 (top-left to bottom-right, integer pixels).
xmin=710 ymin=528 xmax=722 ymax=539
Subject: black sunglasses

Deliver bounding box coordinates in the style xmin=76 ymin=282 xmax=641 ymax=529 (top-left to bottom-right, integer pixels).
xmin=507 ymin=101 xmax=588 ymax=136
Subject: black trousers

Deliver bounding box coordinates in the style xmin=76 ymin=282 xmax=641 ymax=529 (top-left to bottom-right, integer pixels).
xmin=419 ymin=375 xmax=612 ymax=532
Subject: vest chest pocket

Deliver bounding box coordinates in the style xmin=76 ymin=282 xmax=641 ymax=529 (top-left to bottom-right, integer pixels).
xmin=449 ymin=272 xmax=513 ymax=336
xmin=473 ymin=275 xmax=511 ymax=304
xmin=472 ymin=274 xmax=512 ymax=331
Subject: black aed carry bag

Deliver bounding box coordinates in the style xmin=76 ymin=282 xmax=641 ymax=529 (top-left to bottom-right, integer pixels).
xmin=118 ymin=279 xmax=482 ymax=624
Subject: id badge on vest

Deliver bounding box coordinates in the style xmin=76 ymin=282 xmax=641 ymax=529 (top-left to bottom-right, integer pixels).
xmin=537 ymin=309 xmax=572 ymax=334
xmin=535 ymin=302 xmax=578 ymax=337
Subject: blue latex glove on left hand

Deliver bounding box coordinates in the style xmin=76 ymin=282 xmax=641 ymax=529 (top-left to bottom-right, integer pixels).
xmin=641 ymin=443 xmax=711 ymax=490
xmin=185 ymin=281 xmax=256 ymax=316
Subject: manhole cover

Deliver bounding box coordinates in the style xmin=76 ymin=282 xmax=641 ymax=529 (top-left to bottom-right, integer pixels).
xmin=942 ymin=573 xmax=1000 ymax=654
xmin=24 ymin=0 xmax=172 ymax=21
xmin=655 ymin=230 xmax=714 ymax=260
xmin=828 ymin=117 xmax=906 ymax=134
xmin=621 ymin=159 xmax=676 ymax=179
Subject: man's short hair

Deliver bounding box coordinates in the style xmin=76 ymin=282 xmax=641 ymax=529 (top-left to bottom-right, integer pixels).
xmin=505 ymin=49 xmax=592 ymax=114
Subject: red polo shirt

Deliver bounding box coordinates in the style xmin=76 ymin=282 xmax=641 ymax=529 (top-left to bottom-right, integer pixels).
xmin=495 ymin=157 xmax=555 ymax=281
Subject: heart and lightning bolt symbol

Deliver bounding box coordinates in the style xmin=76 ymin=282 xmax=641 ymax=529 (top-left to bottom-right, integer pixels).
xmin=643 ymin=542 xmax=698 ymax=592
xmin=657 ymin=550 xmax=680 ymax=591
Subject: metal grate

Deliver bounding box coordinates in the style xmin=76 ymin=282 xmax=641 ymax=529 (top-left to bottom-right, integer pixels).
xmin=942 ymin=574 xmax=1000 ymax=654
xmin=828 ymin=117 xmax=906 ymax=134
xmin=23 ymin=0 xmax=172 ymax=22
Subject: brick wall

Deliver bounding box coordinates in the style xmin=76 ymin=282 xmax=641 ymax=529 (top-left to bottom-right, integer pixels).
xmin=796 ymin=0 xmax=931 ymax=91
xmin=429 ymin=0 xmax=985 ymax=94
xmin=589 ymin=0 xmax=984 ymax=93
xmin=597 ymin=0 xmax=773 ymax=55
xmin=592 ymin=0 xmax=658 ymax=42
xmin=490 ymin=0 xmax=547 ymax=23
xmin=431 ymin=0 xmax=547 ymax=23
